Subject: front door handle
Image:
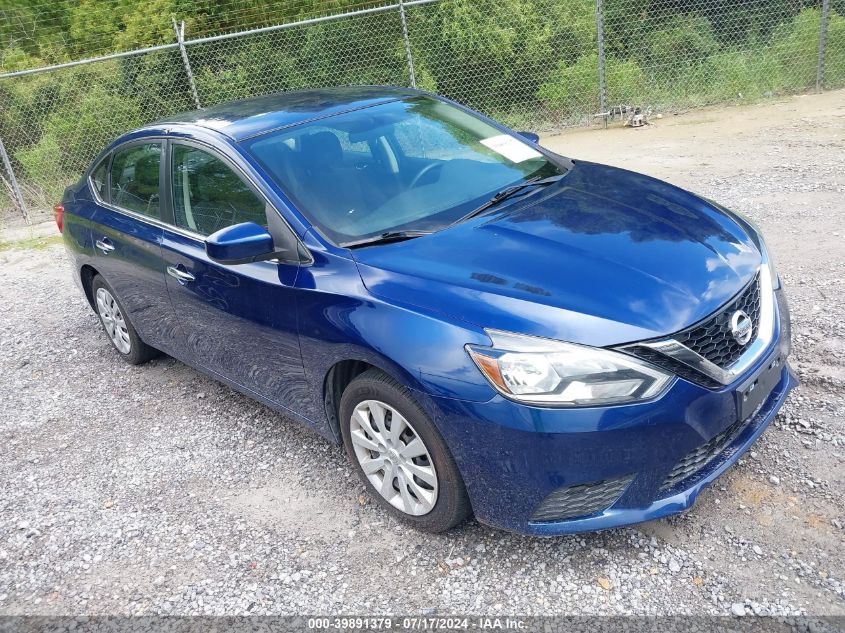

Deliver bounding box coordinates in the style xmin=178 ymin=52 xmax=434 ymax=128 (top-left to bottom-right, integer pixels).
xmin=95 ymin=238 xmax=115 ymax=254
xmin=167 ymin=265 xmax=196 ymax=284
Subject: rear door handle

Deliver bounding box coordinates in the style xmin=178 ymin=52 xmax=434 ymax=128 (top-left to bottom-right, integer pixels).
xmin=167 ymin=265 xmax=196 ymax=284
xmin=95 ymin=238 xmax=115 ymax=254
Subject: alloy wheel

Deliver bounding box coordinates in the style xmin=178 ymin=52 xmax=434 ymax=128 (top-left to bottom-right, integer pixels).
xmin=349 ymin=399 xmax=438 ymax=516
xmin=95 ymin=287 xmax=131 ymax=354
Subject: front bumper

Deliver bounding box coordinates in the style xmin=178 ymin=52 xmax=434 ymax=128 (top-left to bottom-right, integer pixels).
xmin=429 ymin=289 xmax=796 ymax=536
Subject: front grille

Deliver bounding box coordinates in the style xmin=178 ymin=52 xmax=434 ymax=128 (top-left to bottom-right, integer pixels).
xmin=660 ymin=418 xmax=747 ymax=492
xmin=620 ymin=273 xmax=764 ymax=389
xmin=530 ymin=475 xmax=633 ymax=523
xmin=674 ymin=273 xmax=761 ymax=368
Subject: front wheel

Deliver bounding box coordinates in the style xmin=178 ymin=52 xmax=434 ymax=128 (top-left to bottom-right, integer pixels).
xmin=339 ymin=368 xmax=471 ymax=532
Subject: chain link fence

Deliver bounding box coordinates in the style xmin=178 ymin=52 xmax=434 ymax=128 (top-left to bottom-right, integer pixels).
xmin=1 ymin=0 xmax=843 ymax=225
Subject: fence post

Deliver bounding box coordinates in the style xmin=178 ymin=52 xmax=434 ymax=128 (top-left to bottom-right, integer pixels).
xmin=398 ymin=0 xmax=417 ymax=88
xmin=173 ymin=19 xmax=202 ymax=109
xmin=816 ymin=0 xmax=831 ymax=92
xmin=0 ymin=135 xmax=29 ymax=225
xmin=595 ymin=0 xmax=607 ymax=116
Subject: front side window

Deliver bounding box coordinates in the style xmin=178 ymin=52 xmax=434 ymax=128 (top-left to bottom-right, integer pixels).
xmin=171 ymin=144 xmax=267 ymax=236
xmin=110 ymin=143 xmax=162 ymax=218
xmin=244 ymin=96 xmax=563 ymax=245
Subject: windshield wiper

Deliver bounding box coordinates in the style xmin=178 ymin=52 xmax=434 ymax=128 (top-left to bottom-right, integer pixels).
xmin=451 ymin=174 xmax=565 ymax=226
xmin=344 ymin=175 xmax=563 ymax=248
xmin=344 ymin=230 xmax=432 ymax=249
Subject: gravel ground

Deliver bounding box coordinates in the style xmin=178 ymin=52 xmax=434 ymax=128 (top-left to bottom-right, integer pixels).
xmin=1 ymin=90 xmax=843 ymax=617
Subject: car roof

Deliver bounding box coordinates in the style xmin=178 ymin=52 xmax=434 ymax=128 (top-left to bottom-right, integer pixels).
xmin=153 ymin=85 xmax=422 ymax=142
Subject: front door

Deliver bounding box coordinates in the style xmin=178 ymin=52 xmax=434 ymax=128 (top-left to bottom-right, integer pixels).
xmin=160 ymin=140 xmax=309 ymax=412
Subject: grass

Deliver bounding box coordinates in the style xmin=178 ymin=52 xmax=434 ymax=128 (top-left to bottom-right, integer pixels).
xmin=0 ymin=234 xmax=63 ymax=252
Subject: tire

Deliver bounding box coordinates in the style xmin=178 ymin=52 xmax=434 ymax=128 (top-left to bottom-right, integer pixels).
xmin=91 ymin=275 xmax=159 ymax=365
xmin=340 ymin=368 xmax=471 ymax=533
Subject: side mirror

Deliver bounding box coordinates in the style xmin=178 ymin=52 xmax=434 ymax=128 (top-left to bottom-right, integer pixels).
xmin=206 ymin=222 xmax=283 ymax=265
xmin=518 ymin=131 xmax=540 ymax=144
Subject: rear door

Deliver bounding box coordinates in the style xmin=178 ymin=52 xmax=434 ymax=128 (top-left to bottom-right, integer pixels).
xmin=89 ymin=139 xmax=182 ymax=354
xmin=160 ymin=140 xmax=309 ymax=411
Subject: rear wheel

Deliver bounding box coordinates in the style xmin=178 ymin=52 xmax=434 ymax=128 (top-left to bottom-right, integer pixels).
xmin=92 ymin=275 xmax=159 ymax=365
xmin=340 ymin=368 xmax=471 ymax=532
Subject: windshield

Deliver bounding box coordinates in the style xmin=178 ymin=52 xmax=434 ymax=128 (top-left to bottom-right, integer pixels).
xmin=243 ymin=96 xmax=564 ymax=246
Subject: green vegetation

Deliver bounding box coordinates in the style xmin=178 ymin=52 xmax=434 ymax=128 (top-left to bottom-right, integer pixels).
xmin=537 ymin=6 xmax=845 ymax=114
xmin=0 ymin=234 xmax=63 ymax=251
xmin=1 ymin=0 xmax=843 ymax=217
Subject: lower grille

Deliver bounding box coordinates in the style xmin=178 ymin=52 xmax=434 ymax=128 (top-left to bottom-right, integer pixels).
xmin=530 ymin=475 xmax=634 ymax=523
xmin=660 ymin=418 xmax=748 ymax=492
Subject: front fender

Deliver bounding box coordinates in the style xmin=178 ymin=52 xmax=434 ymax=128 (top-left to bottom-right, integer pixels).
xmin=294 ymin=246 xmax=496 ymax=439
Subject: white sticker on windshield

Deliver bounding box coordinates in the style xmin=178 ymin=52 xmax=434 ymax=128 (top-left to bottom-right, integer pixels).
xmin=480 ymin=134 xmax=542 ymax=163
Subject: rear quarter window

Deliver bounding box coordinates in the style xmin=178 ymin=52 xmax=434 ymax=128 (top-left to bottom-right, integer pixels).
xmin=90 ymin=158 xmax=109 ymax=201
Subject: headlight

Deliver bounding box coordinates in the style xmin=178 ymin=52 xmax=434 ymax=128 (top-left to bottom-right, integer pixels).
xmin=467 ymin=330 xmax=673 ymax=407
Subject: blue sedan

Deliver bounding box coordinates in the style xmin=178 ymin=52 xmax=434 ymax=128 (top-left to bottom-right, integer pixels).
xmin=57 ymin=86 xmax=796 ymax=535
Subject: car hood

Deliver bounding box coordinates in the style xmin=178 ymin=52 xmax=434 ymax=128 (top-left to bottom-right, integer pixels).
xmin=352 ymin=160 xmax=761 ymax=346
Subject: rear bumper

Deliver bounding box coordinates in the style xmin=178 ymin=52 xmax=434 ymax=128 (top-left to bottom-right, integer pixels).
xmin=428 ymin=290 xmax=796 ymax=536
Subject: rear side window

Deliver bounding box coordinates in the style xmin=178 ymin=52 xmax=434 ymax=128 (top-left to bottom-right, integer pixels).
xmin=170 ymin=144 xmax=266 ymax=236
xmin=90 ymin=158 xmax=108 ymax=201
xmin=110 ymin=143 xmax=162 ymax=218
